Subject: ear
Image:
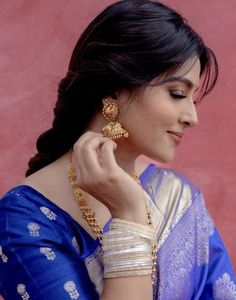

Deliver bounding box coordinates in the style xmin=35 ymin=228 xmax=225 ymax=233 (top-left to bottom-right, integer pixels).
xmin=111 ymin=92 xmax=118 ymax=100
xmin=102 ymin=94 xmax=117 ymax=105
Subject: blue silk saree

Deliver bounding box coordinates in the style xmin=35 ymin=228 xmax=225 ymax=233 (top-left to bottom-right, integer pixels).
xmin=0 ymin=164 xmax=235 ymax=299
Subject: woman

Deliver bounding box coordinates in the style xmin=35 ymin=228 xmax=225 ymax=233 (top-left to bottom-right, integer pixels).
xmin=0 ymin=0 xmax=235 ymax=299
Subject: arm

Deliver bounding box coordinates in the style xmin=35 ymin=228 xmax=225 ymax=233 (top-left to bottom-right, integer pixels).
xmin=101 ymin=276 xmax=152 ymax=300
xmin=0 ymin=195 xmax=152 ymax=300
xmin=73 ymin=132 xmax=153 ymax=300
xmin=0 ymin=193 xmax=99 ymax=300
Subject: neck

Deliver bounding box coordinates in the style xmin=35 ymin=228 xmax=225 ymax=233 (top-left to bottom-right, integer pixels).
xmin=112 ymin=140 xmax=140 ymax=175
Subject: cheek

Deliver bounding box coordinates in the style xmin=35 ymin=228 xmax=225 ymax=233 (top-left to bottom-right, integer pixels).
xmin=145 ymin=103 xmax=177 ymax=129
xmin=120 ymin=92 xmax=178 ymax=133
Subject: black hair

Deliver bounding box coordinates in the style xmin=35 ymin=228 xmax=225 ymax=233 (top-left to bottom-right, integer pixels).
xmin=26 ymin=0 xmax=218 ymax=176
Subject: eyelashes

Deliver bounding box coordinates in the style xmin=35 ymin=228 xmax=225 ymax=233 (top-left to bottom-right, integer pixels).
xmin=170 ymin=91 xmax=197 ymax=105
xmin=169 ymin=91 xmax=186 ymax=99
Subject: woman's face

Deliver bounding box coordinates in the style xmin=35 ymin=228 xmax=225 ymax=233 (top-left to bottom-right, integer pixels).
xmin=117 ymin=57 xmax=201 ymax=163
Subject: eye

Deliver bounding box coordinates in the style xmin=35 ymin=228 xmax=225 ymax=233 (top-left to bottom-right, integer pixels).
xmin=170 ymin=90 xmax=186 ymax=99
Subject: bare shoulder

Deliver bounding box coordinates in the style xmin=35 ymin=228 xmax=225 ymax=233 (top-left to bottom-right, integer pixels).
xmin=20 ymin=166 xmax=54 ymax=193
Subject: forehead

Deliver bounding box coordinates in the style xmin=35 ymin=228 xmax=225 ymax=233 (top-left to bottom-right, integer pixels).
xmin=149 ymin=57 xmax=201 ymax=90
xmin=171 ymin=58 xmax=201 ymax=86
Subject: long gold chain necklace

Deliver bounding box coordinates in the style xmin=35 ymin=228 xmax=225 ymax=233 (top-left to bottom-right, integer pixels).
xmin=67 ymin=154 xmax=157 ymax=282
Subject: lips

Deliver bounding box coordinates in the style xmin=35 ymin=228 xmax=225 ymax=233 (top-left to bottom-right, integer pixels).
xmin=167 ymin=131 xmax=184 ymax=145
xmin=167 ymin=131 xmax=184 ymax=138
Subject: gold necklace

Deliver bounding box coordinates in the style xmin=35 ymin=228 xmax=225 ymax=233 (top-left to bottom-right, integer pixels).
xmin=68 ymin=160 xmax=103 ymax=244
xmin=67 ymin=155 xmax=157 ymax=282
xmin=67 ymin=158 xmax=150 ymax=242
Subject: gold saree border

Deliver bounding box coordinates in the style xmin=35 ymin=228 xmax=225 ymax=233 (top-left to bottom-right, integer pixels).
xmin=145 ymin=168 xmax=195 ymax=251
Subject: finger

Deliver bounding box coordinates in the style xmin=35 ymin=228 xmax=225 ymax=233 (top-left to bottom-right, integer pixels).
xmin=73 ymin=131 xmax=103 ymax=167
xmin=100 ymin=139 xmax=118 ymax=171
xmin=81 ymin=135 xmax=110 ymax=171
xmin=74 ymin=131 xmax=102 ymax=148
xmin=73 ymin=134 xmax=110 ymax=178
xmin=73 ymin=132 xmax=101 ymax=180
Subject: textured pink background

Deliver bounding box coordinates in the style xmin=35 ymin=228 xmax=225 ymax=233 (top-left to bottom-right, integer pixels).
xmin=0 ymin=0 xmax=235 ymax=276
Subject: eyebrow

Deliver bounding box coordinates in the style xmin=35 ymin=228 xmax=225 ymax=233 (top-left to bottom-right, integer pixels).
xmin=161 ymin=76 xmax=199 ymax=91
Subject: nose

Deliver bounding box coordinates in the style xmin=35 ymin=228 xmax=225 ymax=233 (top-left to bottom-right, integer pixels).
xmin=179 ymin=101 xmax=199 ymax=128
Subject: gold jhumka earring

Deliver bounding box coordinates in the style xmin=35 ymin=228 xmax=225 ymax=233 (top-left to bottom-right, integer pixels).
xmin=101 ymin=98 xmax=129 ymax=141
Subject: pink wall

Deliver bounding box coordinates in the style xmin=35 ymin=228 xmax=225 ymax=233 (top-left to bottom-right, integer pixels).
xmin=0 ymin=0 xmax=235 ymax=274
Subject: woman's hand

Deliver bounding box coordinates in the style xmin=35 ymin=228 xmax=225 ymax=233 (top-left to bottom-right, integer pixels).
xmin=72 ymin=131 xmax=147 ymax=223
xmin=73 ymin=131 xmax=152 ymax=300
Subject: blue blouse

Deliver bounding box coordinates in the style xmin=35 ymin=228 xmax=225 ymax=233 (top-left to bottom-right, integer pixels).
xmin=0 ymin=184 xmax=106 ymax=299
xmin=0 ymin=164 xmax=236 ymax=299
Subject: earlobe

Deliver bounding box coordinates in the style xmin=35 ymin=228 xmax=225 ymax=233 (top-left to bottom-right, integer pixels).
xmin=103 ymin=93 xmax=118 ymax=105
xmin=102 ymin=98 xmax=107 ymax=106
